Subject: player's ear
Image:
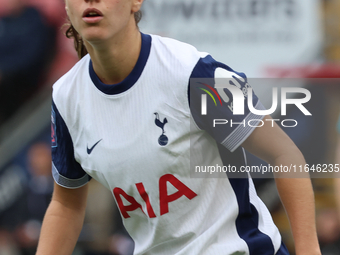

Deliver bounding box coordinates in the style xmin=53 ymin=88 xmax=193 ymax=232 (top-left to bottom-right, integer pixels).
xmin=131 ymin=0 xmax=144 ymax=13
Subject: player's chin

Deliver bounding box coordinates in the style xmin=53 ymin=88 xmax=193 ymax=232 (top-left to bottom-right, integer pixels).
xmin=81 ymin=28 xmax=108 ymax=43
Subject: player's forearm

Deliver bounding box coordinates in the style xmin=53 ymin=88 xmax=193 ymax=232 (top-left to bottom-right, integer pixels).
xmin=273 ymin=152 xmax=320 ymax=255
xmin=275 ymin=178 xmax=320 ymax=255
xmin=334 ymin=136 xmax=340 ymax=221
xmin=36 ymin=200 xmax=86 ymax=255
xmin=242 ymin=117 xmax=320 ymax=254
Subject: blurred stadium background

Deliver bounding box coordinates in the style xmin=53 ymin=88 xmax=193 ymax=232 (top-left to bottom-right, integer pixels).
xmin=0 ymin=0 xmax=340 ymax=254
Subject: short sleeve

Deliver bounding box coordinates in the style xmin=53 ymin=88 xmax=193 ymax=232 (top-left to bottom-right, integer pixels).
xmin=51 ymin=100 xmax=91 ymax=188
xmin=189 ymin=55 xmax=266 ymax=152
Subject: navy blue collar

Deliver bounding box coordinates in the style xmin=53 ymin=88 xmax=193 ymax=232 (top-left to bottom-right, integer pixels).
xmin=89 ymin=33 xmax=152 ymax=95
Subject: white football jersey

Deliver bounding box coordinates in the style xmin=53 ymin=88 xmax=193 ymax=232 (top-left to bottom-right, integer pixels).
xmin=51 ymin=33 xmax=289 ymax=255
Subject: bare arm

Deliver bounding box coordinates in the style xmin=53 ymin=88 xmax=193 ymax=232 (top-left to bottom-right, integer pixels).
xmin=36 ymin=183 xmax=89 ymax=255
xmin=242 ymin=115 xmax=321 ymax=255
xmin=334 ymin=135 xmax=340 ymax=221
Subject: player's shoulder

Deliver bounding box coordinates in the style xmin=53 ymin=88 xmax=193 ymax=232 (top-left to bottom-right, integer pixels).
xmin=190 ymin=54 xmax=247 ymax=81
xmin=52 ymin=54 xmax=90 ymax=102
xmin=150 ymin=34 xmax=199 ymax=53
xmin=52 ymin=54 xmax=90 ymax=123
xmin=149 ymin=34 xmax=245 ymax=80
xmin=150 ymin=34 xmax=207 ymax=66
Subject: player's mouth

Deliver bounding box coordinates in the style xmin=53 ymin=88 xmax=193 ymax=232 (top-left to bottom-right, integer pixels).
xmin=82 ymin=8 xmax=103 ymax=23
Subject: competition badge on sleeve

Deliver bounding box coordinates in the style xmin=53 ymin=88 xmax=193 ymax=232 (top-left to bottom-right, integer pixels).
xmin=51 ymin=107 xmax=57 ymax=148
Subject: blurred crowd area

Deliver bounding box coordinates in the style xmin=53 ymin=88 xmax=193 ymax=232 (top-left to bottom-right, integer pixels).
xmin=0 ymin=0 xmax=77 ymax=125
xmin=0 ymin=0 xmax=339 ymax=255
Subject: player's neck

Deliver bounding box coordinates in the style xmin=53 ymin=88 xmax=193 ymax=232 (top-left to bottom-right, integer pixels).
xmin=85 ymin=27 xmax=142 ymax=85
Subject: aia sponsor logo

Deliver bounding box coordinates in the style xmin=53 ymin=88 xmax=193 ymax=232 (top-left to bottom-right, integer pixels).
xmin=113 ymin=174 xmax=197 ymax=219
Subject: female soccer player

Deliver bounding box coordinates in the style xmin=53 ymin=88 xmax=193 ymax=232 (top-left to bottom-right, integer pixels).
xmin=37 ymin=0 xmax=321 ymax=254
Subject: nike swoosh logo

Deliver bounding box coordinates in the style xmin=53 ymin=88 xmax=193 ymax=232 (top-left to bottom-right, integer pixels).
xmin=87 ymin=139 xmax=102 ymax=155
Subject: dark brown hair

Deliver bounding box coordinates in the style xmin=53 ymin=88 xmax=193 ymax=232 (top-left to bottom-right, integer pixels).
xmin=65 ymin=11 xmax=142 ymax=59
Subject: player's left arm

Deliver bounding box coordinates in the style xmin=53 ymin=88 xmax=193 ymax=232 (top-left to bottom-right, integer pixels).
xmin=333 ymin=124 xmax=340 ymax=222
xmin=241 ymin=115 xmax=321 ymax=255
